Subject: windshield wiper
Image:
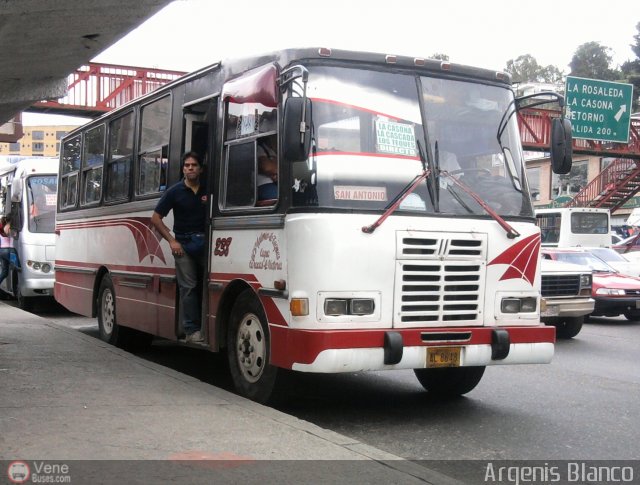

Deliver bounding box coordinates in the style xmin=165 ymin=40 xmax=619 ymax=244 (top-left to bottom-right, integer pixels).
xmin=417 ymin=139 xmax=438 ymax=212
xmin=439 ymin=170 xmax=520 ymax=239
xmin=362 ymin=168 xmax=431 ymax=234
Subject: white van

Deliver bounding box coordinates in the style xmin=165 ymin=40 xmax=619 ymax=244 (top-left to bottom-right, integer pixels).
xmin=536 ymin=207 xmax=611 ymax=248
xmin=0 ymin=156 xmax=58 ymax=310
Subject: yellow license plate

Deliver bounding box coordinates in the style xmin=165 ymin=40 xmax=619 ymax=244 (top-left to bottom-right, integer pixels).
xmin=427 ymin=347 xmax=461 ymax=368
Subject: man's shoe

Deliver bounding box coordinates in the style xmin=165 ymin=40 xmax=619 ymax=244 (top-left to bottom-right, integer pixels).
xmin=185 ymin=330 xmax=204 ymax=343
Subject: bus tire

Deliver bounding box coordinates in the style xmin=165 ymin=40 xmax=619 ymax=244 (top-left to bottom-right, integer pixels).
xmin=414 ymin=366 xmax=485 ymax=397
xmin=554 ymin=316 xmax=583 ymax=339
xmin=97 ymin=275 xmax=124 ymax=346
xmin=227 ymin=289 xmax=279 ymax=404
xmin=14 ymin=275 xmax=33 ymax=312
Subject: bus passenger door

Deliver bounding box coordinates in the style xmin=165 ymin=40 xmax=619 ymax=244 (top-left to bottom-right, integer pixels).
xmin=181 ymin=97 xmax=218 ymax=344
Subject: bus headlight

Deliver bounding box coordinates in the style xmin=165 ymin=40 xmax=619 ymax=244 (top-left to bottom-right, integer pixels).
xmin=324 ymin=299 xmax=349 ymax=316
xmin=324 ymin=298 xmax=375 ymax=316
xmin=501 ymin=297 xmax=537 ymax=313
xmin=350 ymin=298 xmax=375 ymax=315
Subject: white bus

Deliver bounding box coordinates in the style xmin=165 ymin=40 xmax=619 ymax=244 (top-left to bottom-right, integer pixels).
xmin=536 ymin=207 xmax=611 ymax=248
xmin=54 ymin=48 xmax=572 ymax=403
xmin=0 ymin=156 xmax=58 ymax=310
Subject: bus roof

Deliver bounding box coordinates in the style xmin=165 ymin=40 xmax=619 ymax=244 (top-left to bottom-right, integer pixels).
xmin=61 ymin=47 xmax=513 ymax=140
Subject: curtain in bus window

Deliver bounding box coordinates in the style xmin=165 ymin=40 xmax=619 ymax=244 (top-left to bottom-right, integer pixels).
xmin=106 ymin=112 xmax=134 ymax=201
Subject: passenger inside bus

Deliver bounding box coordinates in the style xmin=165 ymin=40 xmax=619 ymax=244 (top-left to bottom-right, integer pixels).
xmin=256 ymin=141 xmax=277 ymax=204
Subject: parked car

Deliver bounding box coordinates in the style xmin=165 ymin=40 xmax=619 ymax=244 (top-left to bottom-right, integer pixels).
xmin=542 ymin=248 xmax=640 ymax=321
xmin=540 ymin=259 xmax=594 ymax=338
xmin=586 ymin=247 xmax=640 ymax=277
xmin=613 ymin=234 xmax=640 ymax=260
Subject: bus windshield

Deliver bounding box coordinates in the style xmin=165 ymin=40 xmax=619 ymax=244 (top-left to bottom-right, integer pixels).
xmin=291 ymin=66 xmax=532 ymax=218
xmin=27 ymin=175 xmax=57 ymax=233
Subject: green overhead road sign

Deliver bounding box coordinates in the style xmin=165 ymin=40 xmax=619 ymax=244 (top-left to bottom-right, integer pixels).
xmin=565 ymin=76 xmax=634 ymax=143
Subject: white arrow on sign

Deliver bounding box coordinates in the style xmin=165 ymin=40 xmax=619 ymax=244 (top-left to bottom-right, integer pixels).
xmin=614 ymin=104 xmax=627 ymax=122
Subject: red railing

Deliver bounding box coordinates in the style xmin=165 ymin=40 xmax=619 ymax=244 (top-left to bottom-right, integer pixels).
xmin=29 ymin=62 xmax=185 ymax=117
xmin=565 ymin=158 xmax=640 ymax=209
xmin=519 ymin=108 xmax=640 ymax=160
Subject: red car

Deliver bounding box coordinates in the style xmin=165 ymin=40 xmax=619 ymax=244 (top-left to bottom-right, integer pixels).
xmin=542 ymin=248 xmax=640 ymax=321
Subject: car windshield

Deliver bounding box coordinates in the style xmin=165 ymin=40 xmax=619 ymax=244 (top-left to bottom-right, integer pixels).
xmin=291 ymin=65 xmax=533 ymax=218
xmin=554 ymin=252 xmax=615 ymax=272
xmin=589 ymin=247 xmax=628 ymax=263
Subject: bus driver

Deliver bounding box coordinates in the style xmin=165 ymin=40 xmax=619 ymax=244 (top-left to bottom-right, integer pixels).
xmin=151 ymin=152 xmax=207 ymax=344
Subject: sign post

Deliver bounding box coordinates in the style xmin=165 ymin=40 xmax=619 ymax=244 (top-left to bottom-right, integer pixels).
xmin=565 ymin=76 xmax=634 ymax=143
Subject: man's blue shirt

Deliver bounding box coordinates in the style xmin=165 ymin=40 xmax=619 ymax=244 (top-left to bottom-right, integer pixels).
xmin=154 ymin=180 xmax=207 ymax=234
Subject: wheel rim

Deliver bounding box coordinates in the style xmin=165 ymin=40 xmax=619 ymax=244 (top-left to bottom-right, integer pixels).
xmin=235 ymin=313 xmax=266 ymax=383
xmin=101 ymin=290 xmax=115 ymax=335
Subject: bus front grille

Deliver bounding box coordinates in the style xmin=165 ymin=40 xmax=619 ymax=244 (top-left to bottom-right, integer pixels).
xmin=394 ymin=231 xmax=487 ymax=327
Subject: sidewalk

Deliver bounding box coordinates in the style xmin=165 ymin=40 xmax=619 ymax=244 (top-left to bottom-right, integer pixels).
xmin=0 ymin=303 xmax=462 ymax=484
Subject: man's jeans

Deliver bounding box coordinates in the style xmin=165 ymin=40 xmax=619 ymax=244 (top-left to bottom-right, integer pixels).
xmin=174 ymin=251 xmax=203 ymax=335
xmin=0 ymin=248 xmax=11 ymax=286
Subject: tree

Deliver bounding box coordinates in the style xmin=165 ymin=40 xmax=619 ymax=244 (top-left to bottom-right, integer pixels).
xmin=621 ymin=21 xmax=640 ymax=111
xmin=505 ymin=54 xmax=563 ymax=83
xmin=569 ymin=41 xmax=620 ymax=80
xmin=632 ymin=21 xmax=640 ymax=59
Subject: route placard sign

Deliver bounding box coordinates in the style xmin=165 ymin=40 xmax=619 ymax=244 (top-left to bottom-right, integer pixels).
xmin=565 ymin=76 xmax=634 ymax=143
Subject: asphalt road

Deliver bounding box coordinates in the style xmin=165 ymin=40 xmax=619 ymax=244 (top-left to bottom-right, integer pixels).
xmin=35 ymin=300 xmax=640 ymax=462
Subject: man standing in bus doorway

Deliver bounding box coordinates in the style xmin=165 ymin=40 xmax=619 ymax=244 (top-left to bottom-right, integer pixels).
xmin=0 ymin=216 xmax=12 ymax=299
xmin=151 ymin=152 xmax=207 ymax=344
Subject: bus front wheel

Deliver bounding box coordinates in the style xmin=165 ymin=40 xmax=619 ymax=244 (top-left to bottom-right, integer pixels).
xmin=227 ymin=290 xmax=279 ymax=404
xmin=414 ymin=366 xmax=485 ymax=397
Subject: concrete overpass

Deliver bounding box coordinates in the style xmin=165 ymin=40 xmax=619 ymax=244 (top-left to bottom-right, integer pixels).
xmin=0 ymin=0 xmax=174 ymax=136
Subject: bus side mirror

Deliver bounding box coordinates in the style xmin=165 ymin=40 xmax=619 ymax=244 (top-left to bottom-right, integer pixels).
xmin=282 ymin=97 xmax=311 ymax=162
xmin=550 ymin=118 xmax=573 ymax=175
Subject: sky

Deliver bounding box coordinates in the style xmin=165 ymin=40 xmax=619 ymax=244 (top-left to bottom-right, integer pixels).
xmin=24 ymin=0 xmax=639 ymax=126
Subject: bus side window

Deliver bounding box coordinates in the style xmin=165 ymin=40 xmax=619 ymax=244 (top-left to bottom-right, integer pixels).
xmin=60 ymin=135 xmax=81 ymax=210
xmin=81 ymin=124 xmax=105 ymax=206
xmin=224 ymin=142 xmax=255 ymax=207
xmin=106 ymin=111 xmax=135 ymax=202
xmin=138 ymin=96 xmax=171 ymax=196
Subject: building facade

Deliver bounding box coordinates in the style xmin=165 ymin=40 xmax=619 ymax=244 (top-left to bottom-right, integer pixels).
xmin=0 ymin=125 xmax=79 ymax=157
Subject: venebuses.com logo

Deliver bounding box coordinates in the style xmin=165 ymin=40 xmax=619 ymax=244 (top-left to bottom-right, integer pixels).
xmin=7 ymin=461 xmax=30 ymax=484
xmin=6 ymin=461 xmax=71 ymax=483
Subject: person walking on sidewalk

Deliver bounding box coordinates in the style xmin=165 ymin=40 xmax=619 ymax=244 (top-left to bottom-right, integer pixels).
xmin=0 ymin=216 xmax=13 ymax=298
xmin=151 ymin=152 xmax=207 ymax=343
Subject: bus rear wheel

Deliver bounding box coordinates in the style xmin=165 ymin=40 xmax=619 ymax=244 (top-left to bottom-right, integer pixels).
xmin=98 ymin=275 xmax=122 ymax=345
xmin=414 ymin=366 xmax=485 ymax=397
xmin=227 ymin=289 xmax=279 ymax=404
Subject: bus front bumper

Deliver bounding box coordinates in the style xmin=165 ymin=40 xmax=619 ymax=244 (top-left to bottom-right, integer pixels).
xmin=270 ymin=325 xmax=555 ymax=373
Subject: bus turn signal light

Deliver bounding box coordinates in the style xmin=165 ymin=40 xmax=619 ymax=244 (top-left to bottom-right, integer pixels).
xmin=290 ymin=298 xmax=309 ymax=316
